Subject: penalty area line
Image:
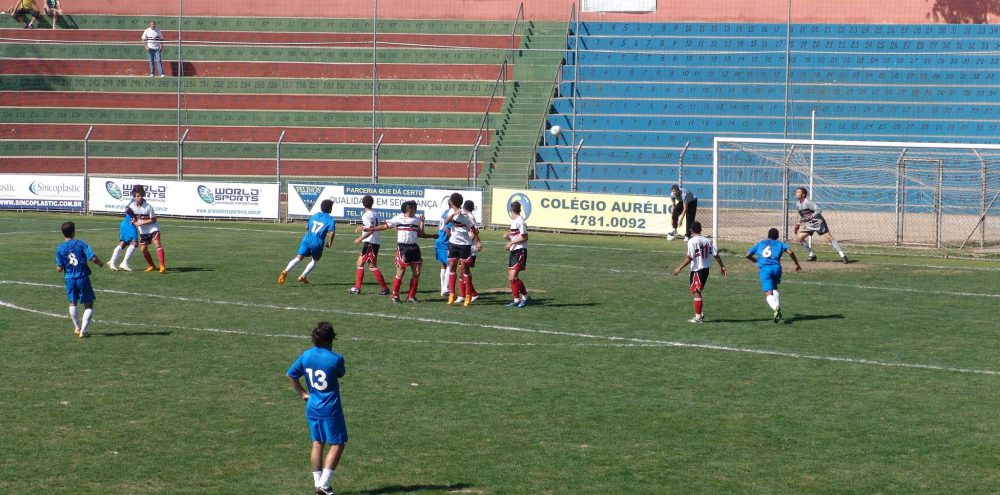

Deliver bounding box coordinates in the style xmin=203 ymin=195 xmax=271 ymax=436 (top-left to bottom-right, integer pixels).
xmin=2 ymin=280 xmax=998 ymax=377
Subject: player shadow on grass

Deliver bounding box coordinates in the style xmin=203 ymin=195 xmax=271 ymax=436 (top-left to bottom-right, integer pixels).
xmin=781 ymin=313 xmax=844 ymax=324
xmin=163 ymin=267 xmax=213 ymax=273
xmin=97 ymin=331 xmax=173 ymax=337
xmin=346 ymin=483 xmax=474 ymax=495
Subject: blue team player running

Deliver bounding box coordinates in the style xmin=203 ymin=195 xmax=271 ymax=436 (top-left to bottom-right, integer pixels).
xmin=55 ymin=221 xmax=105 ymax=338
xmin=279 ymin=199 xmax=336 ymax=285
xmin=746 ymin=227 xmax=803 ymax=323
xmin=287 ymin=321 xmax=348 ymax=495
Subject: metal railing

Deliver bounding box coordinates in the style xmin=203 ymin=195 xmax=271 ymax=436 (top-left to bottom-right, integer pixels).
xmin=466 ymin=60 xmax=507 ymax=187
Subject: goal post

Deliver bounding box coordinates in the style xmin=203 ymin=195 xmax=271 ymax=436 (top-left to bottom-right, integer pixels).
xmin=712 ymin=137 xmax=1000 ymax=250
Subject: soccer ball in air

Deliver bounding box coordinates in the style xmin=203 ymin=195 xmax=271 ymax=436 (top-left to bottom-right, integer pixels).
xmin=549 ymin=125 xmax=561 ymax=136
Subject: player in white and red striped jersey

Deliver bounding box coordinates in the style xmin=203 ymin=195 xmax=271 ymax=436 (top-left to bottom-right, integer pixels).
xmin=502 ymin=200 xmax=530 ymax=308
xmin=442 ymin=193 xmax=482 ymax=306
xmin=671 ymin=221 xmax=727 ymax=323
xmin=125 ymin=185 xmax=167 ymax=273
xmin=350 ymin=195 xmax=390 ymax=296
xmin=361 ymin=200 xmax=433 ymax=303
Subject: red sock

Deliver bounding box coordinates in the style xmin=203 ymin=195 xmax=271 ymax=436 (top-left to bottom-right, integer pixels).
xmin=142 ymin=249 xmax=155 ymax=267
xmin=156 ymin=247 xmax=165 ymax=267
xmin=408 ymin=277 xmax=419 ymax=299
xmin=448 ymin=272 xmax=457 ymax=295
xmin=392 ymin=276 xmax=402 ymax=297
xmin=693 ymin=296 xmax=703 ymax=315
xmin=371 ymin=268 xmax=388 ymax=290
xmin=517 ymin=279 xmax=527 ymax=297
xmin=354 ymin=267 xmax=365 ymax=289
xmin=510 ymin=280 xmax=520 ymax=298
xmin=468 ymin=273 xmax=477 ymax=296
xmin=461 ymin=274 xmax=471 ymax=298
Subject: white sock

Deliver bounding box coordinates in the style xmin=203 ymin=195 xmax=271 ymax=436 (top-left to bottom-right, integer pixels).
xmin=773 ymin=290 xmax=781 ymax=308
xmin=301 ymin=259 xmax=317 ymax=277
xmin=319 ymin=468 xmax=334 ymax=487
xmin=69 ymin=305 xmax=80 ymax=329
xmin=312 ymin=471 xmax=322 ymax=488
xmin=284 ymin=258 xmax=301 ymax=273
xmin=81 ymin=308 xmax=93 ymax=333
xmin=122 ymin=244 xmax=136 ymax=264
xmin=440 ymin=267 xmax=447 ymax=293
xmin=109 ymin=245 xmax=123 ymax=266
xmin=765 ymin=294 xmax=777 ymax=310
xmin=831 ymin=239 xmax=845 ymax=257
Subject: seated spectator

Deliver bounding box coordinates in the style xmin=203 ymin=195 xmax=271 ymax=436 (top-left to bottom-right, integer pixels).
xmin=9 ymin=0 xmax=41 ymax=28
xmin=42 ymin=0 xmax=59 ymax=28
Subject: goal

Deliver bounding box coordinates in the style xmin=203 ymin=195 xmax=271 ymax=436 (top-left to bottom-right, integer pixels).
xmin=711 ymin=137 xmax=1000 ymax=249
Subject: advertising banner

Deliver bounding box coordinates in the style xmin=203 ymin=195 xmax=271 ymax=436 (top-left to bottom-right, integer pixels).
xmin=582 ymin=0 xmax=656 ymax=13
xmin=288 ymin=183 xmax=483 ymax=224
xmin=0 ymin=174 xmax=85 ymax=211
xmin=88 ymin=177 xmax=279 ymax=219
xmin=492 ymin=188 xmax=673 ymax=235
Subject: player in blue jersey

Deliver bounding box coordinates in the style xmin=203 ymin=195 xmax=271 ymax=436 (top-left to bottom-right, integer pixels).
xmin=287 ymin=321 xmax=347 ymax=495
xmin=746 ymin=227 xmax=803 ymax=323
xmin=107 ymin=206 xmax=138 ymax=271
xmin=55 ymin=221 xmax=105 ymax=337
xmin=434 ymin=207 xmax=453 ymax=296
xmin=279 ymin=199 xmax=336 ymax=285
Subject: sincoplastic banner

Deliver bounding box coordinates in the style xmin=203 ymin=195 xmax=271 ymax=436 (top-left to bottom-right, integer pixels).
xmin=88 ymin=177 xmax=279 ymax=219
xmin=288 ymin=183 xmax=483 ymax=224
xmin=492 ymin=188 xmax=673 ymax=235
xmin=0 ymin=174 xmax=85 ymax=211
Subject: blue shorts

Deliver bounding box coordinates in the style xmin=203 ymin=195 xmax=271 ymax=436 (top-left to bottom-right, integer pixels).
xmin=297 ymin=240 xmax=324 ymax=260
xmin=758 ymin=265 xmax=782 ymax=292
xmin=65 ymin=277 xmax=95 ymax=304
xmin=434 ymin=244 xmax=448 ymax=265
xmin=119 ymin=222 xmax=137 ymax=243
xmin=307 ymin=417 xmax=348 ymax=444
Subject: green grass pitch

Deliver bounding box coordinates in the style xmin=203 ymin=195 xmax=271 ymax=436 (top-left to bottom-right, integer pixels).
xmin=1 ymin=211 xmax=998 ymax=494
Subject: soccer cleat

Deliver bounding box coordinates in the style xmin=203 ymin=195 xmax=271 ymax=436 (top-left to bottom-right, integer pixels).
xmin=297 ymin=275 xmax=309 ymax=284
xmin=79 ymin=330 xmax=89 ymax=338
xmin=379 ymin=288 xmax=390 ymax=296
xmin=841 ymin=255 xmax=850 ymax=264
xmin=159 ymin=265 xmax=166 ymax=273
xmin=773 ymin=308 xmax=782 ymax=323
xmin=447 ymin=293 xmax=456 ymax=305
xmin=73 ymin=328 xmax=81 ymax=336
xmin=159 ymin=74 xmax=166 ymax=78
xmin=516 ymin=298 xmax=529 ymax=308
xmin=119 ymin=263 xmax=132 ymax=271
xmin=277 ymin=271 xmax=287 ymax=285
xmin=455 ymin=296 xmax=465 ymax=304
xmin=807 ymin=254 xmax=817 ymax=262
xmin=687 ymin=315 xmax=704 ymax=323
xmin=144 ymin=266 xmax=156 ymax=272
xmin=391 ymin=296 xmax=401 ymax=304
xmin=505 ymin=300 xmax=520 ymax=307
xmin=108 ymin=264 xmax=118 ymax=271
xmin=463 ymin=296 xmax=472 ymax=307
xmin=348 ymin=287 xmax=361 ymax=295
xmin=407 ymin=297 xmax=419 ymax=304
xmin=316 ymin=486 xmax=336 ymax=495
xmin=470 ymin=294 xmax=479 ymax=303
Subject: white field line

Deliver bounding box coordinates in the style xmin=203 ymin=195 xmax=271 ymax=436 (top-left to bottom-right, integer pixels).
xmin=2 ymin=280 xmax=997 ymax=376
xmin=547 ymin=263 xmax=1000 ymax=298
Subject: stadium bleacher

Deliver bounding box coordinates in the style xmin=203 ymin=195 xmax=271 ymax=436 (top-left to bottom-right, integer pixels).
xmin=534 ymin=22 xmax=1000 ymax=196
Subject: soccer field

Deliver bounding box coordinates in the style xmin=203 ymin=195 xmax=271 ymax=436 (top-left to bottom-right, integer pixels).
xmin=1 ymin=211 xmax=998 ymax=495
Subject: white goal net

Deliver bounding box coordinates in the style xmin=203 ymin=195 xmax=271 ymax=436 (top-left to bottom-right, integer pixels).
xmin=712 ymin=137 xmax=1000 ymax=250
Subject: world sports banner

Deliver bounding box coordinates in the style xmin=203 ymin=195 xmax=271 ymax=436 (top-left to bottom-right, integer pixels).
xmin=582 ymin=0 xmax=656 ymax=13
xmin=88 ymin=177 xmax=280 ymax=219
xmin=287 ymin=183 xmax=483 ymax=224
xmin=0 ymin=174 xmax=85 ymax=211
xmin=492 ymin=188 xmax=673 ymax=235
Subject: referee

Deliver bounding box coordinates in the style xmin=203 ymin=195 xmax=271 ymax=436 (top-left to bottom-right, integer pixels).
xmin=670 ymin=184 xmax=697 ymax=240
